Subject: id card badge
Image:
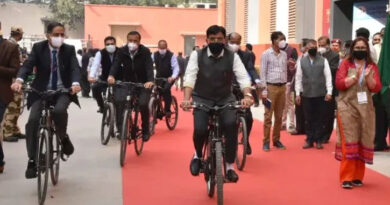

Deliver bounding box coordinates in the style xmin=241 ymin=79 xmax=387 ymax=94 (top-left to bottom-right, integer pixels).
xmin=357 ymin=92 xmax=368 ymax=104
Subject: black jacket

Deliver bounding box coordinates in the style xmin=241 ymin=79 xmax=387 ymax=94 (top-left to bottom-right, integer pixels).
xmin=237 ymin=49 xmax=260 ymax=84
xmin=17 ymin=40 xmax=81 ymax=108
xmin=110 ymin=44 xmax=154 ymax=83
xmin=322 ymin=49 xmax=340 ymax=96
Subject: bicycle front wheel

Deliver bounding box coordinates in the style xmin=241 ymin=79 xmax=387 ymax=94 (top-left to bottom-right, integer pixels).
xmin=50 ymin=131 xmax=61 ymax=185
xmin=120 ymin=109 xmax=131 ymax=167
xmin=215 ymin=141 xmax=224 ymax=205
xmin=37 ymin=128 xmax=50 ymax=205
xmin=101 ymin=103 xmax=114 ymax=145
xmin=165 ymin=96 xmax=178 ymax=130
xmin=236 ymin=116 xmax=248 ymax=171
xmin=133 ymin=109 xmax=144 ymax=155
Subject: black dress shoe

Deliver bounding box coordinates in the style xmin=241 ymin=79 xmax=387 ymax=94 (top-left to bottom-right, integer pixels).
xmin=15 ymin=133 xmax=26 ymax=139
xmin=273 ymin=141 xmax=286 ymax=150
xmin=190 ymin=158 xmax=201 ymax=176
xmin=142 ymin=133 xmax=150 ymax=142
xmin=25 ymin=160 xmax=37 ymax=179
xmin=342 ymin=181 xmax=353 ymax=189
xmin=226 ymin=170 xmax=239 ymax=183
xmin=263 ymin=143 xmax=270 ymax=152
xmin=246 ymin=143 xmax=252 ymax=155
xmin=97 ymin=107 xmax=103 ymax=113
xmin=316 ymin=142 xmax=324 ymax=149
xmin=3 ymin=136 xmax=18 ymax=142
xmin=352 ymin=180 xmax=363 ymax=187
xmin=303 ymin=142 xmax=314 ymax=149
xmin=0 ymin=161 xmax=5 ymax=174
xmin=61 ymin=135 xmax=74 ymax=156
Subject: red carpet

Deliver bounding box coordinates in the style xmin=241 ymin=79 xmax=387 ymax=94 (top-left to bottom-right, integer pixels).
xmin=122 ymin=90 xmax=390 ymax=205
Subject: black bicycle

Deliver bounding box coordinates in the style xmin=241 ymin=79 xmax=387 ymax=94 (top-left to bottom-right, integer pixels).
xmin=232 ymin=84 xmax=249 ymax=171
xmin=117 ymin=81 xmax=147 ymax=167
xmin=23 ymin=87 xmax=69 ymax=205
xmin=95 ymin=80 xmax=116 ymax=145
xmin=190 ymin=101 xmax=242 ymax=205
xmin=149 ymin=77 xmax=179 ymax=135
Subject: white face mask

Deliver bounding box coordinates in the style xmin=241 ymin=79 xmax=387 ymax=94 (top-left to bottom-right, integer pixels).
xmin=51 ymin=36 xmax=64 ymax=48
xmin=318 ymin=47 xmax=327 ymax=54
xmin=278 ymin=40 xmax=287 ymax=49
xmin=159 ymin=49 xmax=167 ymax=55
xmin=228 ymin=43 xmax=240 ymax=52
xmin=128 ymin=42 xmax=138 ymax=51
xmin=106 ymin=45 xmax=116 ymax=53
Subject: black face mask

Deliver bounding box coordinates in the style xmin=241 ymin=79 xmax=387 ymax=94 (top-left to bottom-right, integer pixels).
xmin=308 ymin=48 xmax=317 ymax=56
xmin=208 ymin=42 xmax=225 ymax=56
xmin=353 ymin=50 xmax=368 ymax=60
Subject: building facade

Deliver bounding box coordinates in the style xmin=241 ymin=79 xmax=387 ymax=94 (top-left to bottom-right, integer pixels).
xmin=84 ymin=4 xmax=217 ymax=56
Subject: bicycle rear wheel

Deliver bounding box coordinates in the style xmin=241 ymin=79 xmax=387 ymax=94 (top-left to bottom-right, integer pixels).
xmin=37 ymin=128 xmax=50 ymax=205
xmin=148 ymin=97 xmax=157 ymax=136
xmin=50 ymin=131 xmax=61 ymax=185
xmin=133 ymin=109 xmax=144 ymax=155
xmin=165 ymin=96 xmax=178 ymax=130
xmin=215 ymin=141 xmax=224 ymax=205
xmin=101 ymin=103 xmax=114 ymax=145
xmin=236 ymin=116 xmax=248 ymax=171
xmin=120 ymin=110 xmax=131 ymax=167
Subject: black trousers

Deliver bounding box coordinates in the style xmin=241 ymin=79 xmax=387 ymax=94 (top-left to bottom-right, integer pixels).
xmin=322 ymin=98 xmax=336 ymax=142
xmin=374 ymin=96 xmax=390 ymax=149
xmin=80 ymin=71 xmax=90 ymax=96
xmin=193 ymin=107 xmax=238 ymax=163
xmin=26 ymin=94 xmax=70 ymax=160
xmin=161 ymin=82 xmax=173 ymax=112
xmin=244 ymin=109 xmax=253 ymax=145
xmin=295 ymin=94 xmax=306 ymax=134
xmin=0 ymin=99 xmax=8 ymax=164
xmin=92 ymin=83 xmax=107 ymax=109
xmin=115 ymin=89 xmax=151 ymax=135
xmin=302 ymin=96 xmax=325 ymax=144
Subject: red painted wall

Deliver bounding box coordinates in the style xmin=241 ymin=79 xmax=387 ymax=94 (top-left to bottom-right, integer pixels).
xmin=84 ymin=4 xmax=217 ymax=55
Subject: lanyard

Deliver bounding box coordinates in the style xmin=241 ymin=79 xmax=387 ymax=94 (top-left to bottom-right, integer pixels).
xmin=355 ymin=62 xmax=366 ymax=86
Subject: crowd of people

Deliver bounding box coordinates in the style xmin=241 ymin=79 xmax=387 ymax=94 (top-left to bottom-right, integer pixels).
xmin=0 ymin=20 xmax=389 ymax=193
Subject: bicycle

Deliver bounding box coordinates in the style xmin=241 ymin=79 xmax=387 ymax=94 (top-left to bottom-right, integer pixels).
xmin=189 ymin=101 xmax=242 ymax=205
xmin=95 ymin=80 xmax=116 ymax=145
xmin=232 ymin=84 xmax=249 ymax=171
xmin=149 ymin=77 xmax=179 ymax=135
xmin=117 ymin=81 xmax=147 ymax=167
xmin=23 ymin=87 xmax=69 ymax=205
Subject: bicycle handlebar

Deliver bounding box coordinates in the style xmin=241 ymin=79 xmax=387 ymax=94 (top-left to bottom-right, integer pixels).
xmin=115 ymin=81 xmax=145 ymax=88
xmin=190 ymin=101 xmax=243 ymax=111
xmin=23 ymin=87 xmax=71 ymax=96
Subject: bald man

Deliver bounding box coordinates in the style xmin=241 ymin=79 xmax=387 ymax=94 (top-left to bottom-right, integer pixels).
xmin=227 ymin=32 xmax=261 ymax=155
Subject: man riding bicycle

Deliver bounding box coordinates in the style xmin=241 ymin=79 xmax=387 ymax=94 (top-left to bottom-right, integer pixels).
xmin=88 ymin=36 xmax=120 ymax=114
xmin=152 ymin=40 xmax=179 ymax=117
xmin=227 ymin=32 xmax=262 ymax=155
xmin=11 ymin=22 xmax=81 ymax=179
xmin=107 ymin=31 xmax=154 ymax=142
xmin=181 ymin=25 xmax=253 ymax=182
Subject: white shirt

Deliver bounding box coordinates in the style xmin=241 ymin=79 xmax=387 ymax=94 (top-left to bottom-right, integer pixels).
xmin=89 ymin=51 xmax=115 ymax=78
xmin=183 ymin=48 xmax=251 ymax=90
xmin=76 ymin=54 xmax=82 ymax=67
xmin=295 ymin=56 xmax=333 ymax=96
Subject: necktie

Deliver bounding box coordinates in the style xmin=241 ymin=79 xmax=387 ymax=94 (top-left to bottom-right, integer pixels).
xmin=51 ymin=50 xmax=58 ymax=90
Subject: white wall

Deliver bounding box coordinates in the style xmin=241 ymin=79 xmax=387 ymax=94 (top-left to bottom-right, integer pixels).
xmin=276 ymin=0 xmax=289 ymax=39
xmin=247 ymin=0 xmax=260 ymax=44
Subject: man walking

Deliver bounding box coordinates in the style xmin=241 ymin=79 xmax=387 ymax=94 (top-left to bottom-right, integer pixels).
xmin=295 ymin=39 xmax=333 ymax=149
xmin=2 ymin=26 xmax=26 ymax=142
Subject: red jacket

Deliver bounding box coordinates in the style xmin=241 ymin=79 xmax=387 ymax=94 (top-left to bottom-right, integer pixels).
xmin=335 ymin=59 xmax=382 ymax=93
